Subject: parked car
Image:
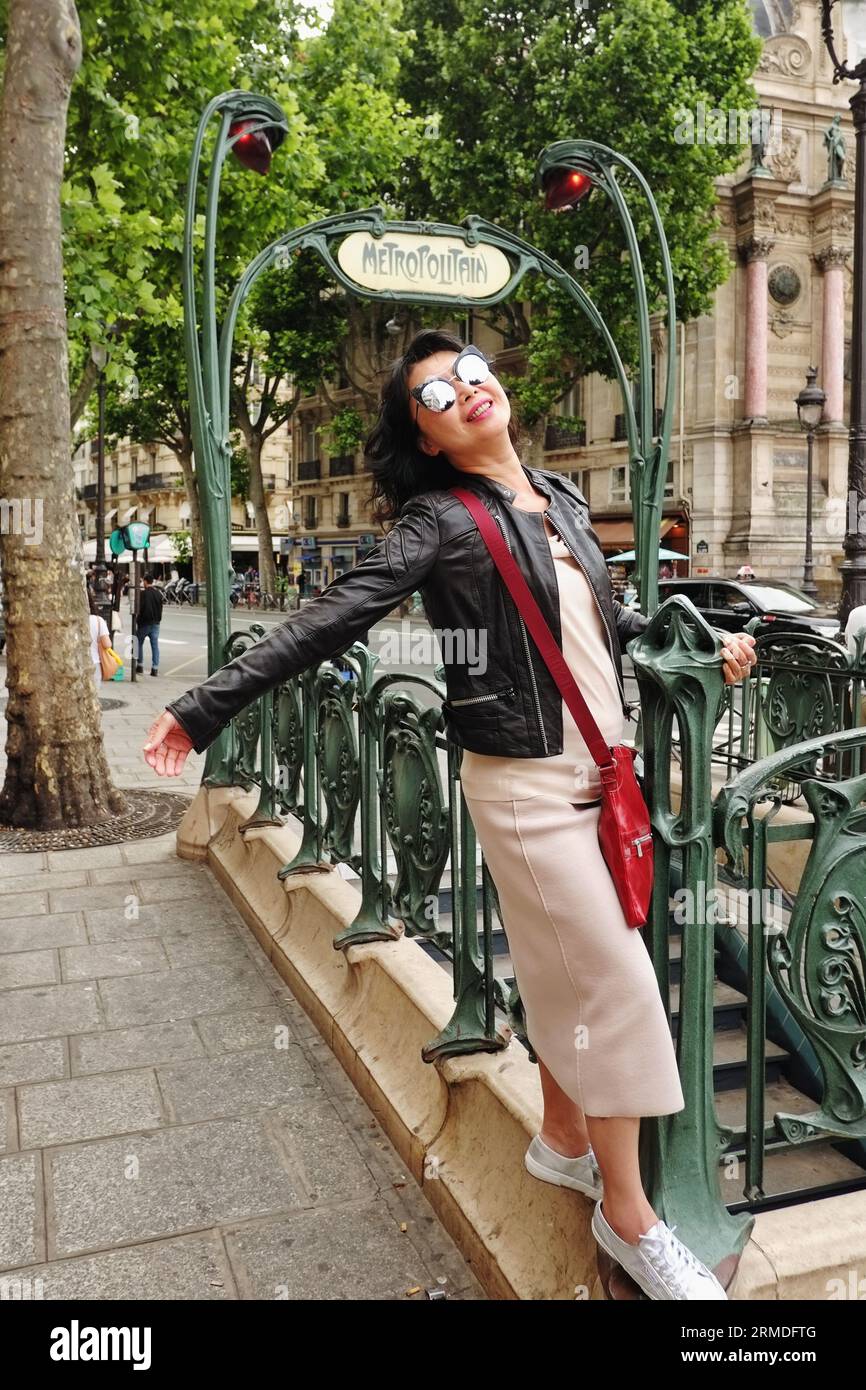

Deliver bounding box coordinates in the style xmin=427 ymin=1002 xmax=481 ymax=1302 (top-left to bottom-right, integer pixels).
xmin=657 ymin=576 xmax=841 ymax=641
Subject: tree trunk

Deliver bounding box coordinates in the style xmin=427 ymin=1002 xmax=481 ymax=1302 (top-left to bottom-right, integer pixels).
xmin=244 ymin=432 xmax=276 ymax=594
xmin=0 ymin=0 xmax=126 ymax=828
xmin=174 ymin=444 xmax=207 ymax=585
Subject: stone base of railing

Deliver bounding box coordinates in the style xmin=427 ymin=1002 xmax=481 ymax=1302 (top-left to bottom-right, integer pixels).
xmin=176 ymin=784 xmax=866 ymax=1300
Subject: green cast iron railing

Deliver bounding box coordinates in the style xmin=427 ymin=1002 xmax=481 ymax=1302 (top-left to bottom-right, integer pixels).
xmin=217 ymin=600 xmax=866 ymax=1278
xmin=671 ymin=622 xmax=866 ymax=796
xmin=714 ymin=728 xmax=866 ymax=1208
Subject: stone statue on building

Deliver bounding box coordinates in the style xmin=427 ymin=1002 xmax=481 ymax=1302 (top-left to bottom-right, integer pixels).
xmin=824 ymin=114 xmax=847 ymax=187
xmin=748 ymin=111 xmax=773 ymax=180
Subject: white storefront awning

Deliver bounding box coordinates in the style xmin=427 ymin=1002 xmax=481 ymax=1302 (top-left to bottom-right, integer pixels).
xmin=230 ymin=534 xmax=292 ymax=552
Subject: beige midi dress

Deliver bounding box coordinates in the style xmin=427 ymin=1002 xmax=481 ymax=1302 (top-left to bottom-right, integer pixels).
xmin=459 ymin=509 xmax=685 ymax=1118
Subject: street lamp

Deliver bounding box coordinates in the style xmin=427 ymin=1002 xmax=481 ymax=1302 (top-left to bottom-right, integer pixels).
xmin=540 ymin=166 xmax=594 ymax=212
xmin=538 ymin=140 xmax=677 ymax=617
xmin=228 ymin=118 xmax=286 ymax=176
xmin=819 ymin=0 xmax=866 ymax=623
xmin=182 ymin=91 xmax=289 ymax=783
xmin=795 ymin=365 xmax=826 ymax=599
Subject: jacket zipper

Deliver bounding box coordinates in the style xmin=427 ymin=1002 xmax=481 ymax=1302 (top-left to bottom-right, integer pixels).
xmin=493 ymin=510 xmax=550 ymax=754
xmin=450 ymin=685 xmax=516 ymax=706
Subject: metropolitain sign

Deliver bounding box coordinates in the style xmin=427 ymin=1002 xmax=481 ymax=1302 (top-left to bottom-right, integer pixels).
xmin=336 ymin=230 xmax=512 ymax=298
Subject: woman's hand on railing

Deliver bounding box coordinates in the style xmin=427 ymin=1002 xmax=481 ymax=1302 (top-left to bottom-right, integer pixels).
xmin=720 ymin=631 xmax=757 ymax=685
xmin=143 ymin=710 xmax=194 ymax=777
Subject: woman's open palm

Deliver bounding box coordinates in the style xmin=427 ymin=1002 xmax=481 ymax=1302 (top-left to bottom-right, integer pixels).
xmin=143 ymin=711 xmax=194 ymax=777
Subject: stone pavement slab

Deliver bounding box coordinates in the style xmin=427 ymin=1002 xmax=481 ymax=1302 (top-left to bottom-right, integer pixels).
xmin=70 ymin=1021 xmax=204 ymax=1075
xmin=17 ymin=1071 xmax=165 ymax=1148
xmin=0 ymin=677 xmax=486 ymax=1301
xmin=2 ymin=1232 xmax=236 ymax=1300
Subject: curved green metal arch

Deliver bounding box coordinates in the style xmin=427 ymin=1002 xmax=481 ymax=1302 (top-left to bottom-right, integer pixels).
xmin=216 ymin=206 xmax=640 ymax=460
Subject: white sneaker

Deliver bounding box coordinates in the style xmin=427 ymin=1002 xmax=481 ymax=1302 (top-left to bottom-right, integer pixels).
xmin=592 ymin=1199 xmax=728 ymax=1300
xmin=524 ymin=1134 xmax=603 ymax=1197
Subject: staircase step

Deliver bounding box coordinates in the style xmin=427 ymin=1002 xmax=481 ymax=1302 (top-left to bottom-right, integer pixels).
xmin=717 ymin=1028 xmax=789 ymax=1067
xmin=671 ymin=979 xmax=745 ymax=1019
xmin=714 ymin=1075 xmax=816 ymax=1130
xmin=724 ymin=1140 xmax=866 ymax=1199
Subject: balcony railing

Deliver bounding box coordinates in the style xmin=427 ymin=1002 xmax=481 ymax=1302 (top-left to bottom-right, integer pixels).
xmin=298 ymin=459 xmax=320 ymax=481
xmin=79 ymin=483 xmax=98 ymax=500
xmin=134 ymin=472 xmax=166 ymax=491
xmin=335 ymin=513 xmax=350 ymax=528
xmin=544 ymin=421 xmax=586 ymax=451
xmin=329 ymin=454 xmax=355 ymax=478
xmin=614 ymin=407 xmax=664 ymax=442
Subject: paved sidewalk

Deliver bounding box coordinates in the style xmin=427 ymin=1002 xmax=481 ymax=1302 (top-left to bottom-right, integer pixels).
xmin=0 ymin=674 xmax=486 ymax=1300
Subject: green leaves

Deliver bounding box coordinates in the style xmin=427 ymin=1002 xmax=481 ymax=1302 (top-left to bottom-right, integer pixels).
xmin=398 ymin=0 xmax=761 ymax=419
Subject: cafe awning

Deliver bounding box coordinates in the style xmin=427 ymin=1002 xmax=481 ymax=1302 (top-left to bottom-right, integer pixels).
xmin=591 ymin=517 xmax=678 ymax=549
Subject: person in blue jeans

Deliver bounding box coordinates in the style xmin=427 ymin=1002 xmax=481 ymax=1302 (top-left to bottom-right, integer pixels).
xmin=136 ymin=572 xmax=164 ymax=676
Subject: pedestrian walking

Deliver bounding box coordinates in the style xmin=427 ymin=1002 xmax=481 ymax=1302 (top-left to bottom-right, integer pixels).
xmin=143 ymin=328 xmax=757 ymax=1301
xmin=87 ymin=591 xmax=111 ymax=690
xmin=136 ymin=571 xmax=164 ymax=677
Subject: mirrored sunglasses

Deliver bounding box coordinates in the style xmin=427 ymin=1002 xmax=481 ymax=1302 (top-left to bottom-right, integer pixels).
xmin=410 ymin=345 xmax=494 ymax=416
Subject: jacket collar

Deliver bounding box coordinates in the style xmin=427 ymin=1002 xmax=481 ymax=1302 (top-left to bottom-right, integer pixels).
xmin=453 ymin=462 xmax=552 ymax=503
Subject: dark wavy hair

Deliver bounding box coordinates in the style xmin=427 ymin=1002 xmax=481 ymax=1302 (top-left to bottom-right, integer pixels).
xmin=362 ymin=328 xmax=522 ymax=525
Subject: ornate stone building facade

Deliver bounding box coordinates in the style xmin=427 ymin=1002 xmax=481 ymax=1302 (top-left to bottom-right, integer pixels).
xmin=544 ymin=0 xmax=855 ymax=600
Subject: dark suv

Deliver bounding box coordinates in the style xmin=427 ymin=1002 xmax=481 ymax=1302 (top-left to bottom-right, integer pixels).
xmin=657 ymin=576 xmax=841 ymax=641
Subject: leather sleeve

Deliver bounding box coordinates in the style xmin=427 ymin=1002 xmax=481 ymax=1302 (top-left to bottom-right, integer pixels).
xmin=613 ymin=597 xmax=651 ymax=651
xmin=165 ymin=495 xmax=441 ymax=753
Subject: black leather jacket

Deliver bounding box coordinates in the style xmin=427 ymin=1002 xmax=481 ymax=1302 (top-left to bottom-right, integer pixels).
xmin=166 ymin=464 xmax=650 ymax=756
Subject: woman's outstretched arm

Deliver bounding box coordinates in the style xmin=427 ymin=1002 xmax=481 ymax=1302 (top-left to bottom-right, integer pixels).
xmin=143 ymin=495 xmax=440 ymax=775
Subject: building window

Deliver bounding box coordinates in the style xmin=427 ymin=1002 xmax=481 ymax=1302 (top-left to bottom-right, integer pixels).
xmin=562 ymin=467 xmax=592 ymax=502
xmin=304 ymin=498 xmax=317 ymax=529
xmin=554 ymin=380 xmax=582 ymax=419
xmin=610 ymin=465 xmax=630 ymax=503
xmin=301 ymin=418 xmax=317 ymax=462
xmin=545 ymin=381 xmax=586 ymax=451
xmin=664 ymin=457 xmax=675 ymax=499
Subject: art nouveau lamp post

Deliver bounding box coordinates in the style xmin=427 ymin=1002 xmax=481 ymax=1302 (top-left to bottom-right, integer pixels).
xmin=539 ymin=142 xmax=676 ymax=617
xmin=795 ymin=366 xmax=826 ymax=599
xmin=182 ymin=92 xmax=288 ymax=782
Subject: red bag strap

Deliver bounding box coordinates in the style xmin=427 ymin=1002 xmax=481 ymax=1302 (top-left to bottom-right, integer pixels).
xmin=450 ymin=486 xmax=615 ymax=772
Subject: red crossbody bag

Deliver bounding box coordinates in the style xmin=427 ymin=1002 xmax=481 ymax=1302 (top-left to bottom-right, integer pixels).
xmin=450 ymin=486 xmax=654 ymax=928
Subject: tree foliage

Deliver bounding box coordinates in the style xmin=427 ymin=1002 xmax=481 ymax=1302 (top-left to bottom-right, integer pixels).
xmin=398 ymin=0 xmax=761 ymax=424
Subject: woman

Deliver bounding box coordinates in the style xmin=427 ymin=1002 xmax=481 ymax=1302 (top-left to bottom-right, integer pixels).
xmin=143 ymin=329 xmax=756 ymax=1300
xmin=88 ymin=591 xmax=112 ymax=689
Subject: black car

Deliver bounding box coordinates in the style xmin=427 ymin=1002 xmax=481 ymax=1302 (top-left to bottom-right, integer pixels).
xmin=657 ymin=576 xmax=841 ymax=641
